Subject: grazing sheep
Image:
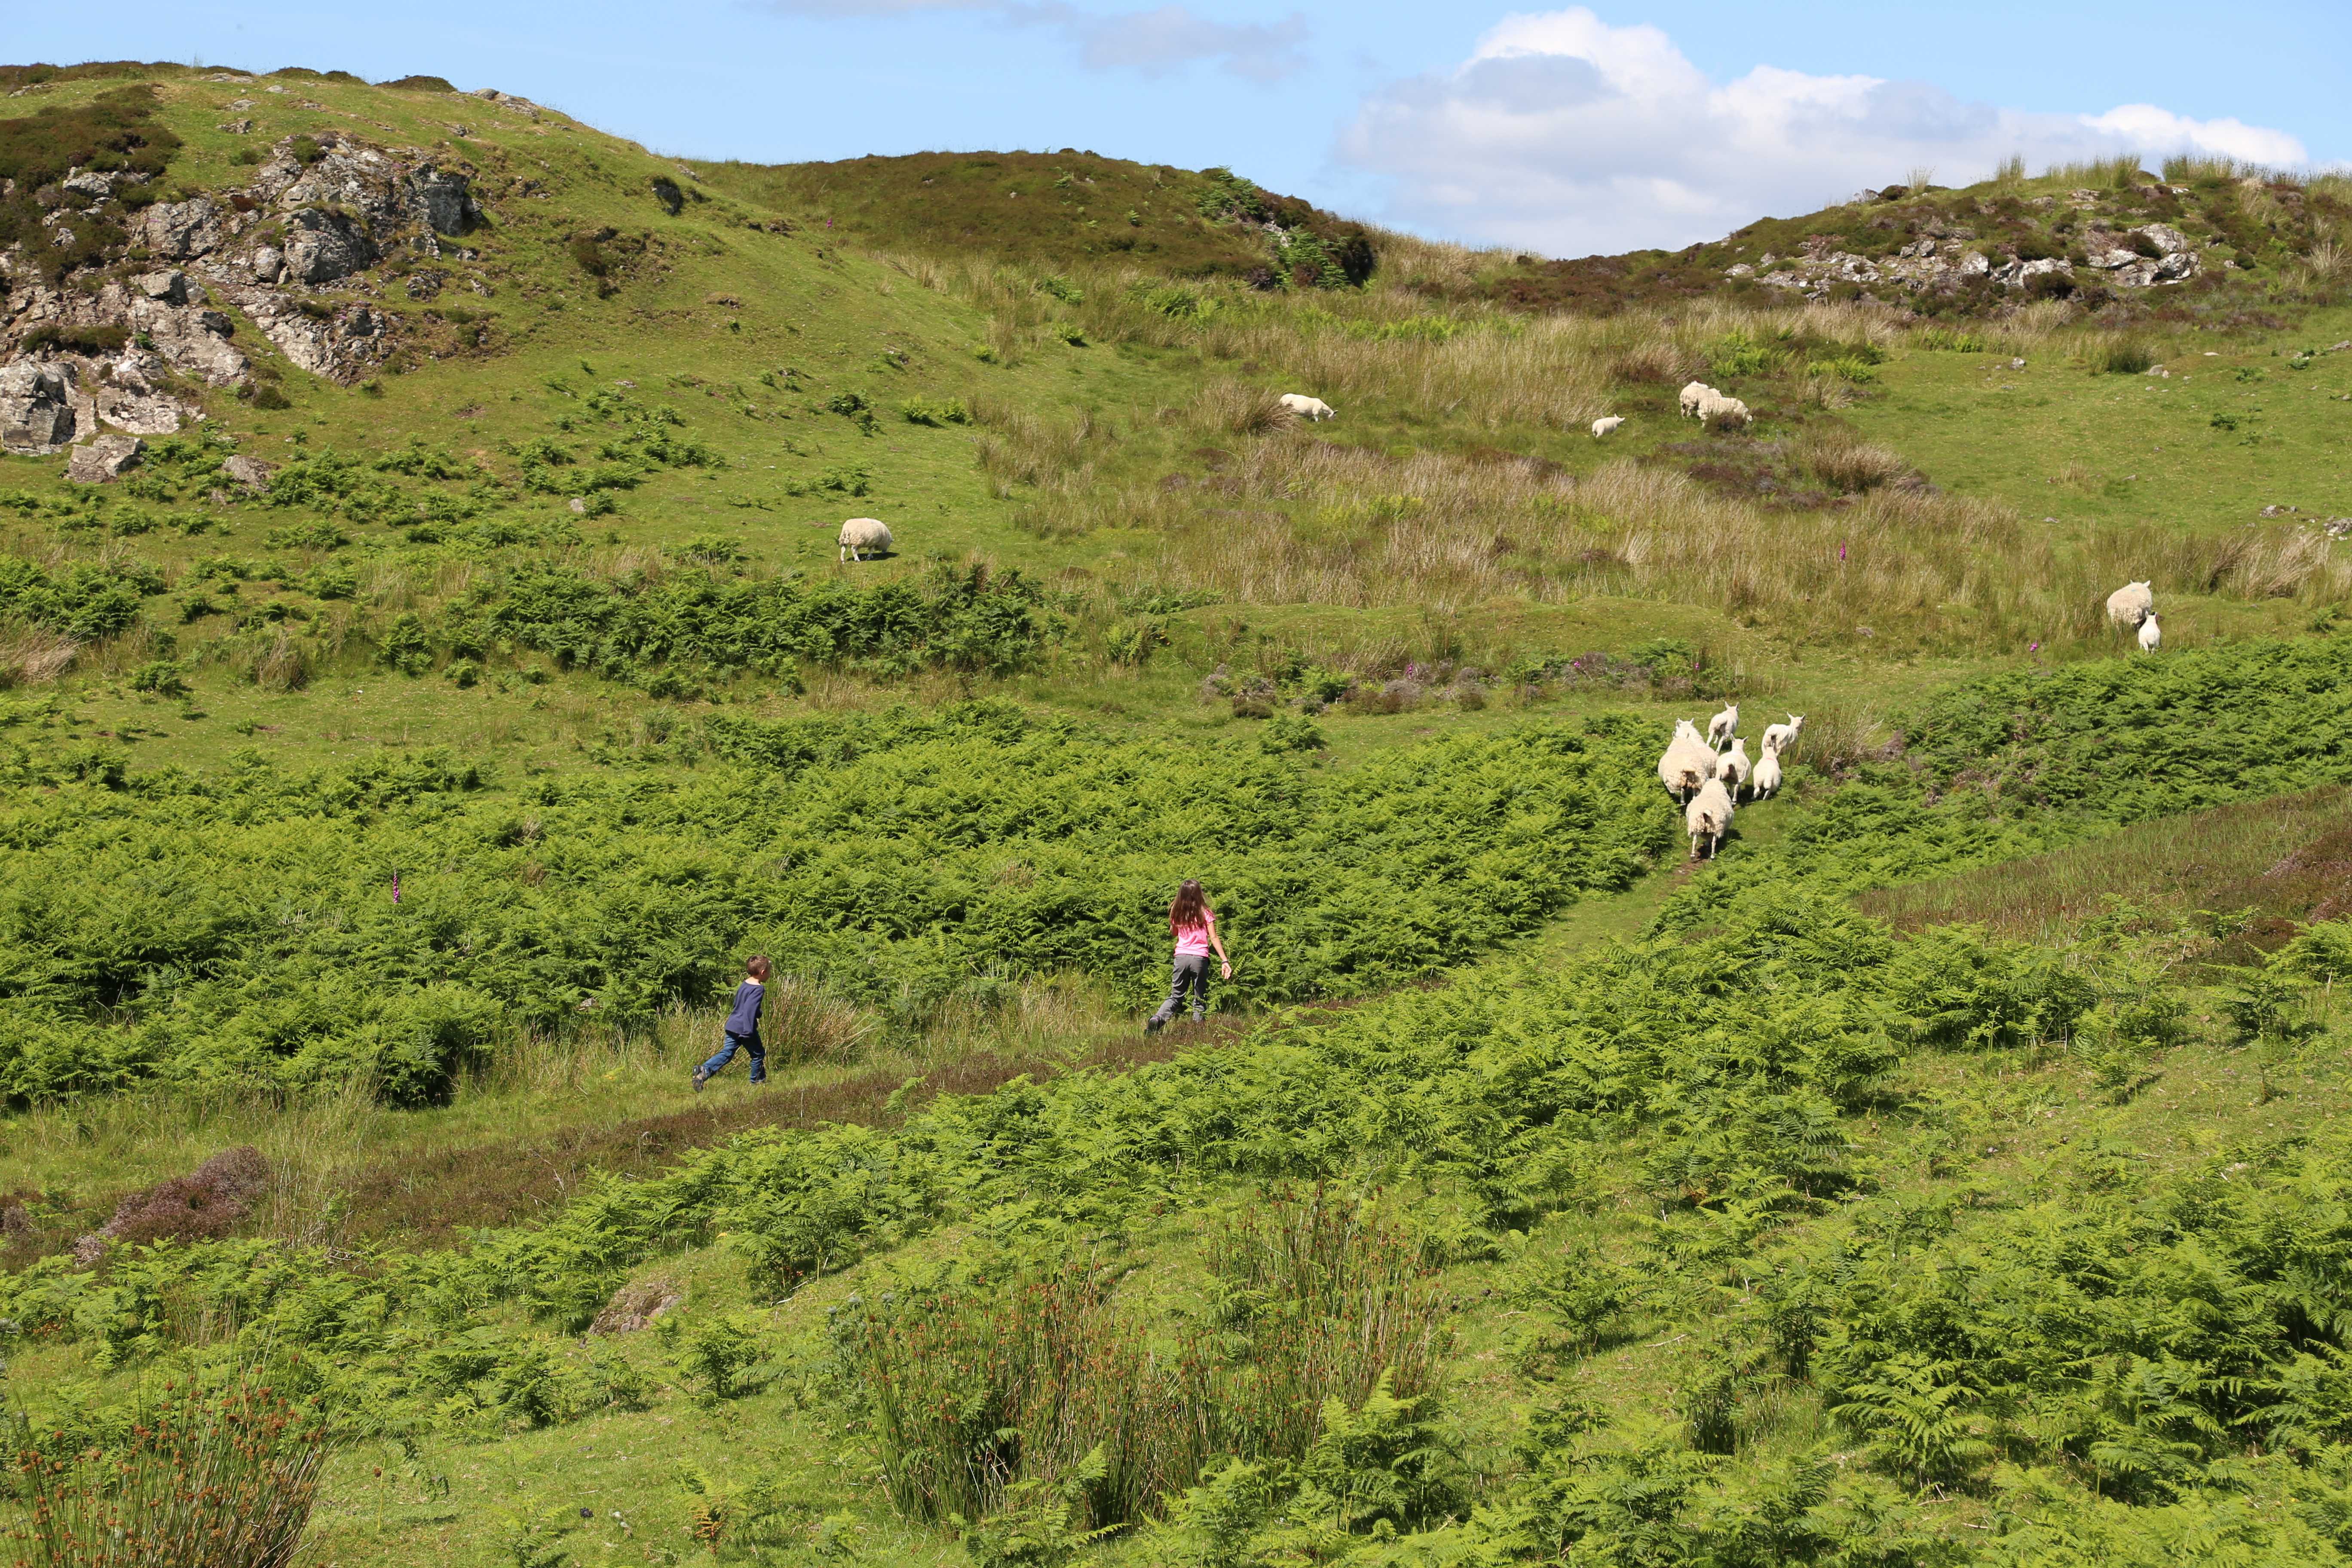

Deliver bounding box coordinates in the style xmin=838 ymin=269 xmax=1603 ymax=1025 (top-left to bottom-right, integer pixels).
xmin=1706 ymin=703 xmax=1739 ymax=750
xmin=1679 ymin=381 xmax=1716 ymax=419
xmin=2138 ymin=610 xmax=2162 ymax=653
xmin=1697 ymin=390 xmax=1753 ymax=429
xmin=1657 ymin=719 xmax=1717 ymax=803
xmin=2106 ymin=580 xmax=2154 ymax=629
xmin=1718 ymin=738 xmax=1752 ymax=800
xmin=1751 ymin=751 xmax=1782 ymax=799
xmin=1686 ymin=777 xmax=1735 ymax=859
xmin=1591 ymin=415 xmax=1625 ymax=439
xmin=1761 ymin=713 xmax=1804 ymax=758
xmin=839 ymin=517 xmax=893 ymax=562
xmin=1278 ymin=394 xmax=1336 ymax=422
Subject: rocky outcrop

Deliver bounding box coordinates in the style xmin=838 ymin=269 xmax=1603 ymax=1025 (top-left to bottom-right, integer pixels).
xmin=283 ymin=206 xmax=378 ymax=284
xmin=221 ymin=454 xmax=274 ymax=491
xmin=0 ymin=361 xmax=80 ymax=454
xmin=5 ymin=128 xmax=485 ymax=404
xmin=67 ymin=434 xmax=144 ymax=484
xmin=142 ymin=196 xmax=226 ymax=260
xmin=94 ymin=354 xmax=205 ymax=435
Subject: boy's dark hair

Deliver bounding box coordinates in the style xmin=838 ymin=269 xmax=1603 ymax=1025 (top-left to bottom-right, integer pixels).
xmin=746 ymin=956 xmax=772 ymax=980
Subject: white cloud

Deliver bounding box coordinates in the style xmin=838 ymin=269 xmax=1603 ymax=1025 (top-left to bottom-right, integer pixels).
xmin=1046 ymin=4 xmax=1308 ymax=82
xmin=1338 ymin=8 xmax=2310 ymax=256
xmin=755 ymin=0 xmax=1310 ymax=80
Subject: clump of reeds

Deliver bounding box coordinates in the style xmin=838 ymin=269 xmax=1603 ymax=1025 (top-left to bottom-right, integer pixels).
xmin=843 ymin=1191 xmax=1443 ymax=1529
xmin=4 ymin=1376 xmax=328 ymax=1568
xmin=1800 ymin=430 xmax=1915 ymax=494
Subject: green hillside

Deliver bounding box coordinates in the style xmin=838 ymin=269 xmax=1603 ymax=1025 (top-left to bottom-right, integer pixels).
xmin=9 ymin=58 xmax=2352 ymax=1568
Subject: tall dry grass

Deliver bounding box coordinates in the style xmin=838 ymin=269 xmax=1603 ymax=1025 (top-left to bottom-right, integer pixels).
xmin=1005 ymin=441 xmax=2352 ymax=649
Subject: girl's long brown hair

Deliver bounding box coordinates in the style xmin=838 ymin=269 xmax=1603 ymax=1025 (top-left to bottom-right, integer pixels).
xmin=1169 ymin=880 xmax=1210 ymax=934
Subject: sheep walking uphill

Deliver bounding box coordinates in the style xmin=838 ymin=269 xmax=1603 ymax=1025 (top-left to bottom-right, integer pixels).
xmin=1718 ymin=738 xmax=1753 ymax=801
xmin=1751 ymin=751 xmax=1782 ymax=799
xmin=839 ymin=518 xmax=893 ymax=562
xmin=1591 ymin=415 xmax=1625 ymax=439
xmin=2107 ymin=581 xmax=2155 ymax=629
xmin=1687 ymin=777 xmax=1735 ymax=860
xmin=1679 ymin=382 xmax=1716 ymax=419
xmin=1706 ymin=703 xmax=1739 ymax=749
xmin=1279 ymin=394 xmax=1336 ymax=422
xmin=1657 ymin=720 xmax=1717 ymax=804
xmin=2139 ymin=611 xmax=2162 ymax=653
xmin=1761 ymin=714 xmax=1804 ymax=758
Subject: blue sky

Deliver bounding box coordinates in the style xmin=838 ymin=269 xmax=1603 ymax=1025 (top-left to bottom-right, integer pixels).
xmin=9 ymin=0 xmax=2343 ymax=255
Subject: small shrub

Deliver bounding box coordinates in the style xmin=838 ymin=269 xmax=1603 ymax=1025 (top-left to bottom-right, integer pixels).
xmin=569 ymin=235 xmax=610 ymax=276
xmin=2026 ymin=270 xmax=2078 ymax=300
xmin=1803 ymin=431 xmax=1913 ymax=493
xmin=900 ymin=398 xmax=971 ymax=426
xmin=1049 ymin=321 xmax=1087 ymax=347
xmin=445 ymin=657 xmax=481 ymax=689
xmin=249 ymin=383 xmax=292 ymax=410
xmin=21 ymin=323 xmax=129 ymax=355
xmin=1261 ymin=714 xmax=1323 ymax=753
xmin=128 ymin=659 xmax=191 ymax=698
xmin=1036 ymin=275 xmax=1084 ymax=304
xmin=288 ymin=136 xmax=324 ymax=165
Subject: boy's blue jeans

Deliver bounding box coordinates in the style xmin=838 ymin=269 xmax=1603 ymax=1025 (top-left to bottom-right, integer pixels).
xmin=700 ymin=1031 xmax=766 ymax=1083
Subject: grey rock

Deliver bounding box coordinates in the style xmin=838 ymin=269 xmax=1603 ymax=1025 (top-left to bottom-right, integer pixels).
xmin=136 ymin=269 xmax=193 ymax=304
xmin=67 ymin=433 xmax=144 ymax=484
xmin=95 ymin=358 xmax=197 ymax=436
xmin=251 ymin=246 xmax=285 ymax=282
xmin=409 ymin=166 xmax=475 ymax=236
xmin=2084 ymin=248 xmax=2140 ymax=270
xmin=61 ymin=169 xmax=114 ymax=202
xmin=217 ymin=118 xmax=254 ymax=135
xmin=1954 ymin=251 xmax=1991 ymax=279
xmin=2136 ymin=223 xmax=2189 ymax=256
xmin=221 ymin=454 xmax=274 ymax=490
xmin=283 ymin=206 xmax=377 ymax=284
xmin=144 ymin=197 xmax=224 ymax=260
xmin=2155 ymin=250 xmax=2200 ymax=282
xmin=0 ymin=360 xmax=80 ymax=454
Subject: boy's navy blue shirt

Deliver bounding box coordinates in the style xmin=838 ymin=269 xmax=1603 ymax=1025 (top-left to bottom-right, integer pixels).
xmin=725 ymin=979 xmax=764 ymax=1037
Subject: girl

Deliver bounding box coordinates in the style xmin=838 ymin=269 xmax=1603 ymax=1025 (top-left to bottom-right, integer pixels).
xmin=1146 ymin=880 xmax=1231 ymax=1033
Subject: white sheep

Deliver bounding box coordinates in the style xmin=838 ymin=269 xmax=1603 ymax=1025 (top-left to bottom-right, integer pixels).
xmin=1761 ymin=713 xmax=1804 ymax=758
xmin=1697 ymin=390 xmax=1754 ymax=429
xmin=1679 ymin=381 xmax=1716 ymax=419
xmin=1718 ymin=738 xmax=1752 ymax=800
xmin=1591 ymin=415 xmax=1625 ymax=439
xmin=1657 ymin=719 xmax=1717 ymax=803
xmin=1706 ymin=703 xmax=1739 ymax=749
xmin=1686 ymin=777 xmax=1735 ymax=859
xmin=2106 ymin=580 xmax=2154 ymax=629
xmin=839 ymin=517 xmax=893 ymax=562
xmin=1278 ymin=394 xmax=1336 ymax=422
xmin=2138 ymin=610 xmax=2162 ymax=653
xmin=1751 ymin=751 xmax=1782 ymax=799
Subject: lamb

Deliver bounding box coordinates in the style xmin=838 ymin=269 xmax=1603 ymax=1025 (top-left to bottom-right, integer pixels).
xmin=2106 ymin=580 xmax=2154 ymax=629
xmin=839 ymin=517 xmax=893 ymax=562
xmin=1686 ymin=777 xmax=1735 ymax=859
xmin=1750 ymin=751 xmax=1782 ymax=799
xmin=1717 ymin=738 xmax=1752 ymax=800
xmin=1679 ymin=381 xmax=1716 ymax=419
xmin=1278 ymin=394 xmax=1336 ymax=422
xmin=1697 ymin=390 xmax=1753 ymax=429
xmin=1760 ymin=713 xmax=1804 ymax=758
xmin=2138 ymin=610 xmax=2162 ymax=653
xmin=1657 ymin=719 xmax=1717 ymax=803
xmin=1591 ymin=415 xmax=1625 ymax=439
xmin=1706 ymin=703 xmax=1739 ymax=749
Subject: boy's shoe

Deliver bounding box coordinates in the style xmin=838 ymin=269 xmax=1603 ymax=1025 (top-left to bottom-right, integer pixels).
xmin=692 ymin=1069 xmax=709 ymax=1092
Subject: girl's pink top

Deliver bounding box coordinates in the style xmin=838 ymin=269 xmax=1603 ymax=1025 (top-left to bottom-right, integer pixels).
xmin=1174 ymin=914 xmax=1216 ymax=957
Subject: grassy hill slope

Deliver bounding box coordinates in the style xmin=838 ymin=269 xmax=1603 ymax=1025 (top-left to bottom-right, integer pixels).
xmin=12 ymin=58 xmax=2352 ymax=1568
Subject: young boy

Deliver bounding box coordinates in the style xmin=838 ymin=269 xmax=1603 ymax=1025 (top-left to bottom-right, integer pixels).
xmin=694 ymin=956 xmax=770 ymax=1090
